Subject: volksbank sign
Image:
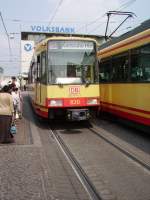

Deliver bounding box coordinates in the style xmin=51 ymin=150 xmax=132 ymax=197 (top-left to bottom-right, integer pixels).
xmin=30 ymin=25 xmax=75 ymax=34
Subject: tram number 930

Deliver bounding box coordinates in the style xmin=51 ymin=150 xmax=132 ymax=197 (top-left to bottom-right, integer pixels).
xmin=70 ymin=99 xmax=81 ymax=105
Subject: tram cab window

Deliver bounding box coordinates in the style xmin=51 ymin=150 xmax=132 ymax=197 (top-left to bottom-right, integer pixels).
xmin=82 ymin=65 xmax=93 ymax=83
xmin=67 ymin=65 xmax=76 ymax=77
xmin=48 ymin=40 xmax=97 ymax=84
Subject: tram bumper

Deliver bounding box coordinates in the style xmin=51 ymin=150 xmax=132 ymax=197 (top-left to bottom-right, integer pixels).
xmin=67 ymin=109 xmax=90 ymax=121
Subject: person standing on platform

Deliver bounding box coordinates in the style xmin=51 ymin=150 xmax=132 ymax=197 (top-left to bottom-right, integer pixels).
xmin=8 ymin=76 xmax=20 ymax=92
xmin=0 ymin=85 xmax=14 ymax=143
xmin=8 ymin=76 xmax=22 ymax=118
xmin=11 ymin=87 xmax=22 ymax=119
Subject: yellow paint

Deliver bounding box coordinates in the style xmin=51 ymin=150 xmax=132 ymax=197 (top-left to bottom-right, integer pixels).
xmin=46 ymin=85 xmax=100 ymax=98
xmin=100 ymin=83 xmax=150 ymax=118
xmin=32 ymin=84 xmax=100 ymax=106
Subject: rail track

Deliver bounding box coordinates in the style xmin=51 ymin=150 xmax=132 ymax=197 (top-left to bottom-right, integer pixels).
xmin=49 ymin=119 xmax=150 ymax=200
xmin=89 ymin=125 xmax=150 ymax=172
xmin=49 ymin=128 xmax=102 ymax=200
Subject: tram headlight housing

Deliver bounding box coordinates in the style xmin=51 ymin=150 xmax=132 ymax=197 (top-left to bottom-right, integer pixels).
xmin=49 ymin=99 xmax=63 ymax=107
xmin=87 ymin=98 xmax=98 ymax=105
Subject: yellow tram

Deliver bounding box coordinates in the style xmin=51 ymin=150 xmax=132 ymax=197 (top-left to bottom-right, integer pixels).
xmin=28 ymin=36 xmax=100 ymax=121
xmin=98 ymin=19 xmax=150 ymax=131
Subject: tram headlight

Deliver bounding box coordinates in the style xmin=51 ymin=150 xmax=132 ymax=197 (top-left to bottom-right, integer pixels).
xmin=87 ymin=98 xmax=98 ymax=105
xmin=49 ymin=99 xmax=63 ymax=107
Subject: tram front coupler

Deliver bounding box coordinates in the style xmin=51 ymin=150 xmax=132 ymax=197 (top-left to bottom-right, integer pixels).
xmin=66 ymin=108 xmax=90 ymax=121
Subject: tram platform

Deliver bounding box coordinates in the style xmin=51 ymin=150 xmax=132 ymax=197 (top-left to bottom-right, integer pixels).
xmin=0 ymin=92 xmax=89 ymax=200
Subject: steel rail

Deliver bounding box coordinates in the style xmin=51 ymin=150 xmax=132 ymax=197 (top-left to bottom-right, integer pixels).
xmin=89 ymin=127 xmax=150 ymax=172
xmin=49 ymin=128 xmax=102 ymax=200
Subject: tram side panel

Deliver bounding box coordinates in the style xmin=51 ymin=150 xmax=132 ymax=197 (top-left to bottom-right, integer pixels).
xmin=98 ymin=20 xmax=150 ymax=131
xmin=100 ymin=83 xmax=150 ymax=126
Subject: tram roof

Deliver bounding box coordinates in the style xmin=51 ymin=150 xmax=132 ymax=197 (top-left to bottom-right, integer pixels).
xmin=98 ymin=19 xmax=150 ymax=50
xmin=38 ymin=35 xmax=98 ymax=44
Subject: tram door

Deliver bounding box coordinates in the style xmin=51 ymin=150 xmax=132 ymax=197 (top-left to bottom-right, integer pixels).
xmin=36 ymin=52 xmax=46 ymax=105
xmin=40 ymin=52 xmax=46 ymax=104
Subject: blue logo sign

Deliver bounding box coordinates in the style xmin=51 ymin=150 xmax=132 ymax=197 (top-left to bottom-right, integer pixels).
xmin=24 ymin=43 xmax=32 ymax=51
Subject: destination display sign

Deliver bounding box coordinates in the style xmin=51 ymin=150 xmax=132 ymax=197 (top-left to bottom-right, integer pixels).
xmin=48 ymin=41 xmax=94 ymax=50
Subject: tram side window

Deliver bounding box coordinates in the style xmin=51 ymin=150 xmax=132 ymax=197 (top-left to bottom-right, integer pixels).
xmin=131 ymin=44 xmax=150 ymax=82
xmin=29 ymin=63 xmax=35 ymax=84
xmin=131 ymin=48 xmax=143 ymax=81
xmin=99 ymin=59 xmax=112 ymax=82
xmin=32 ymin=63 xmax=36 ymax=83
xmin=41 ymin=52 xmax=47 ymax=84
xmin=141 ymin=45 xmax=150 ymax=81
xmin=36 ymin=55 xmax=40 ymax=82
xmin=112 ymin=53 xmax=129 ymax=82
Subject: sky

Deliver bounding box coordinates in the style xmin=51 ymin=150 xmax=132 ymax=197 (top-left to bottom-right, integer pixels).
xmin=0 ymin=0 xmax=150 ymax=76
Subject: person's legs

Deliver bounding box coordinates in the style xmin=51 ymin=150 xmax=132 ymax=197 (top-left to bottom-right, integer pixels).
xmin=13 ymin=104 xmax=17 ymax=119
xmin=0 ymin=115 xmax=13 ymax=143
xmin=16 ymin=102 xmax=22 ymax=119
xmin=0 ymin=115 xmax=5 ymax=142
xmin=18 ymin=101 xmax=22 ymax=119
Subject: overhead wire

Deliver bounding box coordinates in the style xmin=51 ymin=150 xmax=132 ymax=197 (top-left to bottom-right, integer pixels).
xmin=5 ymin=0 xmax=136 ymax=34
xmin=104 ymin=0 xmax=137 ymax=36
xmin=48 ymin=0 xmax=64 ymax=26
xmin=87 ymin=0 xmax=137 ymax=34
xmin=0 ymin=11 xmax=12 ymax=56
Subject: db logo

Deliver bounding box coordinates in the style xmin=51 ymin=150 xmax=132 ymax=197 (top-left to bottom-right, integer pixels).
xmin=69 ymin=86 xmax=80 ymax=94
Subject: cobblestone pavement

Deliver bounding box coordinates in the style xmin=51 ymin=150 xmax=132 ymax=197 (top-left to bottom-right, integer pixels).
xmin=55 ymin=120 xmax=150 ymax=200
xmin=0 ymin=93 xmax=89 ymax=200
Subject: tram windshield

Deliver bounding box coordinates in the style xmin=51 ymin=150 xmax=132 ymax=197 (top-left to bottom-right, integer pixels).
xmin=48 ymin=40 xmax=97 ymax=84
